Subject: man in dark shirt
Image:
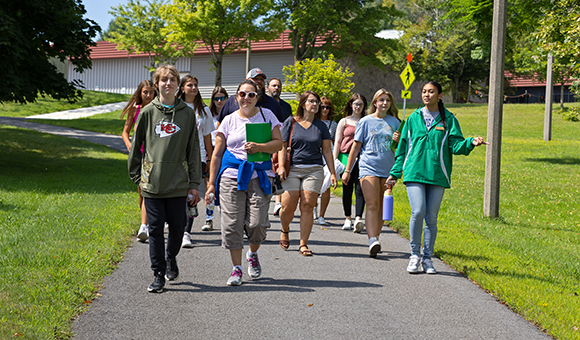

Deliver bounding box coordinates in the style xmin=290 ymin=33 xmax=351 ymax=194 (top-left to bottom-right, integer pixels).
xmin=267 ymin=77 xmax=292 ymax=123
xmin=217 ymin=68 xmax=284 ymax=124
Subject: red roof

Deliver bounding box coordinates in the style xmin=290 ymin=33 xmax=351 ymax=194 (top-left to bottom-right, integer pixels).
xmin=91 ymin=31 xmax=325 ymax=60
xmin=506 ymin=72 xmax=575 ymax=87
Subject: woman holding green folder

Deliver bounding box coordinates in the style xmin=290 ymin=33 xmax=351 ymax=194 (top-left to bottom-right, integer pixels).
xmin=206 ymin=79 xmax=283 ymax=286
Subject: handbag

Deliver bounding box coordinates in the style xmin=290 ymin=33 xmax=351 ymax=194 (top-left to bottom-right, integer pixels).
xmin=272 ymin=117 xmax=295 ymax=175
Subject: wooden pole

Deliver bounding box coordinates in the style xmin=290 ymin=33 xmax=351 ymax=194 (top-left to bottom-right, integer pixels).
xmin=544 ymin=53 xmax=553 ymax=142
xmin=483 ymin=0 xmax=507 ymax=218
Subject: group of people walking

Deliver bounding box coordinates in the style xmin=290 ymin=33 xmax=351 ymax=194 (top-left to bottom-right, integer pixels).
xmin=126 ymin=65 xmax=487 ymax=292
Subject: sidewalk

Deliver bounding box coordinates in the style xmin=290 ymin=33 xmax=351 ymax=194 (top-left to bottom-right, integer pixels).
xmin=71 ymin=196 xmax=548 ymax=340
xmin=0 ymin=104 xmax=549 ymax=339
xmin=0 ymin=102 xmax=128 ymax=154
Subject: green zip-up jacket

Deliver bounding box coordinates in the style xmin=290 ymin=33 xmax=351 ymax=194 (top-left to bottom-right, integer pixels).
xmin=389 ymin=107 xmax=475 ymax=188
xmin=128 ymin=97 xmax=202 ymax=198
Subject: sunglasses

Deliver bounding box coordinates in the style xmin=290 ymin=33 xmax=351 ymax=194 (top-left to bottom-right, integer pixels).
xmin=238 ymin=91 xmax=257 ymax=99
xmin=213 ymin=96 xmax=227 ymax=102
xmin=321 ymin=105 xmax=330 ymax=110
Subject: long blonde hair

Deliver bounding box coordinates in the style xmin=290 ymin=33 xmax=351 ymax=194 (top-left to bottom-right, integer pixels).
xmin=369 ymin=89 xmax=399 ymax=121
xmin=120 ymin=80 xmax=155 ymax=118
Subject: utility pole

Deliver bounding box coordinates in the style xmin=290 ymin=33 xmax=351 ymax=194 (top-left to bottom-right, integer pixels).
xmin=483 ymin=0 xmax=507 ymax=218
xmin=544 ymin=53 xmax=554 ymax=142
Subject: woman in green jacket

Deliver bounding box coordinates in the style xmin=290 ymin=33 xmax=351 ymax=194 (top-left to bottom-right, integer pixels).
xmin=387 ymin=81 xmax=487 ymax=274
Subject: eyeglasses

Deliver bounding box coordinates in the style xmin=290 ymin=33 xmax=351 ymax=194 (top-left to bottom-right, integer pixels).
xmin=352 ymin=102 xmax=364 ymax=107
xmin=238 ymin=91 xmax=257 ymax=99
xmin=213 ymin=96 xmax=226 ymax=102
xmin=307 ymin=99 xmax=320 ymax=105
xmin=321 ymin=105 xmax=330 ymax=110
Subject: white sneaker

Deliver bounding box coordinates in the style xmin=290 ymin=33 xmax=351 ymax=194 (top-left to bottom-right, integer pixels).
xmin=407 ymin=255 xmax=421 ymax=273
xmin=342 ymin=219 xmax=352 ymax=230
xmin=181 ymin=232 xmax=194 ymax=248
xmin=164 ymin=222 xmax=169 ymax=231
xmin=273 ymin=203 xmax=282 ymax=216
xmin=353 ymin=217 xmax=364 ymax=233
xmin=318 ymin=216 xmax=327 ymax=225
xmin=313 ymin=206 xmax=318 ymax=219
xmin=422 ymin=258 xmax=437 ymax=274
xmin=369 ymin=238 xmax=381 ymax=258
xmin=137 ymin=224 xmax=148 ymax=242
xmin=201 ymin=219 xmax=213 ymax=231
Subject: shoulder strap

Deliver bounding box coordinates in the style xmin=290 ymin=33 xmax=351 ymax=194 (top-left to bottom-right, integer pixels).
xmin=259 ymin=107 xmax=267 ymax=123
xmin=288 ymin=118 xmax=295 ymax=152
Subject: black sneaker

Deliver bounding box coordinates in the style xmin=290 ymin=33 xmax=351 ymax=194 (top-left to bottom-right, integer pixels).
xmin=148 ymin=272 xmax=165 ymax=293
xmin=165 ymin=257 xmax=179 ymax=281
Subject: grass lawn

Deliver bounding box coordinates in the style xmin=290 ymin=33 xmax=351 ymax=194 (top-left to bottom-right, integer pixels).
xmin=0 ymin=126 xmax=138 ymax=339
xmin=1 ymin=93 xmax=579 ymax=339
xmin=0 ymin=90 xmax=130 ymax=118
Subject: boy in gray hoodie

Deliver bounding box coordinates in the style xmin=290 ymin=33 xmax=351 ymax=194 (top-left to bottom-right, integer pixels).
xmin=128 ymin=65 xmax=202 ymax=293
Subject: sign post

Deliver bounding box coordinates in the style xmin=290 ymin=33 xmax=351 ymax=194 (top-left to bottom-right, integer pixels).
xmin=399 ymin=53 xmax=414 ymax=120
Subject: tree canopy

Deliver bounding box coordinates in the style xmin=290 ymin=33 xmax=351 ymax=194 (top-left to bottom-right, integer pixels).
xmin=163 ymin=0 xmax=282 ymax=86
xmin=0 ymin=0 xmax=100 ymax=104
xmin=109 ymin=0 xmax=195 ymax=75
xmin=273 ymin=0 xmax=399 ymax=66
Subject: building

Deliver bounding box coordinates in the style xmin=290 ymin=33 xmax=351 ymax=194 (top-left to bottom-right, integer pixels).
xmin=67 ymin=32 xmax=300 ymax=100
xmin=505 ymin=73 xmax=577 ymax=104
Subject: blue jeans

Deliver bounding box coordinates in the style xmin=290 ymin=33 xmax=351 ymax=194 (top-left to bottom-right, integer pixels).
xmin=406 ymin=182 xmax=446 ymax=259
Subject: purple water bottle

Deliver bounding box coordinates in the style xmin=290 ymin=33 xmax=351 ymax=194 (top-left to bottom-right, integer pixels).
xmin=383 ymin=187 xmax=393 ymax=221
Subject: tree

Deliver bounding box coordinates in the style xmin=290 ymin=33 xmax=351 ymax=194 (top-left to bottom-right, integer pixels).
xmin=162 ymin=0 xmax=282 ymax=86
xmin=283 ymin=54 xmax=354 ymax=111
xmin=0 ymin=0 xmax=100 ymax=104
xmin=109 ymin=0 xmax=194 ymax=75
xmin=273 ymin=0 xmax=399 ymax=65
xmin=99 ymin=17 xmax=126 ymax=42
xmin=390 ymin=0 xmax=490 ymax=103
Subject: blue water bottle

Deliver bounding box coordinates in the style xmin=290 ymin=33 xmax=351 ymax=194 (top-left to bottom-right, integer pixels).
xmin=383 ymin=187 xmax=393 ymax=221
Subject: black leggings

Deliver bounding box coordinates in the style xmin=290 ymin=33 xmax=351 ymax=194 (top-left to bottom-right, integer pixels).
xmin=342 ymin=160 xmax=365 ymax=218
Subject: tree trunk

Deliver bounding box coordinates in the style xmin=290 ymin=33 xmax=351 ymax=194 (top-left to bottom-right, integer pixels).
xmin=560 ymin=81 xmax=564 ymax=110
xmin=213 ymin=54 xmax=223 ymax=87
xmin=451 ymin=77 xmax=461 ymax=103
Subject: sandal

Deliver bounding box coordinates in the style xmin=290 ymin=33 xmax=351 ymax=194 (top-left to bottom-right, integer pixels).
xmin=279 ymin=230 xmax=290 ymax=250
xmin=299 ymin=245 xmax=313 ymax=256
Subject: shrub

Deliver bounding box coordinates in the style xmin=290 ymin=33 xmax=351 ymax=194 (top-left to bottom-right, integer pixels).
xmin=283 ymin=54 xmax=355 ymax=114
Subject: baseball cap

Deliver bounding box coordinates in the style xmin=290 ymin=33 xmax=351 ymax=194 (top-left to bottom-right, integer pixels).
xmin=246 ymin=68 xmax=267 ymax=79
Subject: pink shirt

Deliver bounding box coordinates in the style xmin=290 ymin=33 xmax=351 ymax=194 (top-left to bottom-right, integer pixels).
xmin=217 ymin=109 xmax=281 ymax=179
xmin=340 ymin=123 xmax=357 ymax=153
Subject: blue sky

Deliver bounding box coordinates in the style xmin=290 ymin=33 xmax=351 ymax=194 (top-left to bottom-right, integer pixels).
xmin=82 ymin=0 xmax=129 ymax=34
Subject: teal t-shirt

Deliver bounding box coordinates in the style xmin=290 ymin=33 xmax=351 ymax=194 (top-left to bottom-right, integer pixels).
xmin=354 ymin=114 xmax=401 ymax=178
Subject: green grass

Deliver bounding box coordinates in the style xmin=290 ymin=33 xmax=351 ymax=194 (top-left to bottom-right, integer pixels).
xmin=0 ymin=126 xmax=138 ymax=339
xmin=0 ymin=90 xmax=130 ymax=118
xmin=1 ymin=97 xmax=580 ymax=339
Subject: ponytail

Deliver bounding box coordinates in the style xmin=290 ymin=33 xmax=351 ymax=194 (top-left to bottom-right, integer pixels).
xmin=438 ymin=99 xmax=446 ymax=128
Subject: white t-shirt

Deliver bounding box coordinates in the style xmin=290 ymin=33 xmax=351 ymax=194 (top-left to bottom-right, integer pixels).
xmin=217 ymin=108 xmax=281 ymax=179
xmin=185 ymin=103 xmax=215 ymax=161
xmin=421 ymin=107 xmax=440 ymax=130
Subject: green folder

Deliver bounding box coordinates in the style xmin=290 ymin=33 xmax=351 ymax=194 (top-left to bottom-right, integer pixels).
xmin=338 ymin=152 xmax=349 ymax=169
xmin=246 ymin=122 xmax=271 ymax=162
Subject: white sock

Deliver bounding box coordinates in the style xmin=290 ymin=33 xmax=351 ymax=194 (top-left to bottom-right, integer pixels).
xmin=140 ymin=223 xmax=147 ymax=228
xmin=233 ymin=265 xmax=242 ymax=272
xmin=275 ymin=202 xmax=281 ymax=207
xmin=248 ymin=250 xmax=257 ymax=256
xmin=369 ymin=237 xmax=378 ymax=245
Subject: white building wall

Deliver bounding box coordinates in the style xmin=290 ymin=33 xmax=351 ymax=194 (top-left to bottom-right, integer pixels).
xmin=69 ymin=51 xmax=296 ymax=100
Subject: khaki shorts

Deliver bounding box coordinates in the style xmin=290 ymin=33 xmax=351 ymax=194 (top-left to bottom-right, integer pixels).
xmin=282 ymin=165 xmax=324 ymax=194
xmin=219 ymin=177 xmax=272 ymax=249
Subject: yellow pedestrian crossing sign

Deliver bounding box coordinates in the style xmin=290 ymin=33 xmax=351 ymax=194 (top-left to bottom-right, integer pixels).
xmin=401 ymin=91 xmax=411 ymax=99
xmin=400 ymin=64 xmax=415 ymax=90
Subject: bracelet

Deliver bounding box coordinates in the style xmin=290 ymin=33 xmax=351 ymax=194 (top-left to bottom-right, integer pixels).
xmin=344 ymin=169 xmax=351 ymax=173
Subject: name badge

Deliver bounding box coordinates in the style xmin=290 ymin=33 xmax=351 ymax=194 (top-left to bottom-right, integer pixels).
xmin=435 ymin=126 xmax=445 ymax=131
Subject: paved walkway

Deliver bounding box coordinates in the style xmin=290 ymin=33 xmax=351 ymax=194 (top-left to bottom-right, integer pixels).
xmin=0 ymin=105 xmax=550 ymax=339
